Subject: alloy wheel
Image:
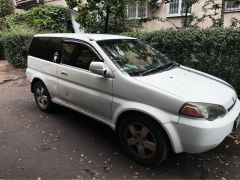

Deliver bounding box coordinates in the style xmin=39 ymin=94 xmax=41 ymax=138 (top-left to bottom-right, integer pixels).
xmin=35 ymin=86 xmax=49 ymax=109
xmin=125 ymin=122 xmax=157 ymax=159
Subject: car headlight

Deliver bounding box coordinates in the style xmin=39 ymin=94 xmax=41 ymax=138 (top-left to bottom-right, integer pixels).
xmin=179 ymin=102 xmax=227 ymax=121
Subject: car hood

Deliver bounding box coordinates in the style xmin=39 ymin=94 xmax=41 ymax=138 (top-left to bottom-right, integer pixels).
xmin=134 ymin=66 xmax=237 ymax=109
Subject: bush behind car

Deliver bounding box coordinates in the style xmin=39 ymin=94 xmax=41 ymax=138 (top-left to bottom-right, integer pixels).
xmin=0 ymin=27 xmax=240 ymax=95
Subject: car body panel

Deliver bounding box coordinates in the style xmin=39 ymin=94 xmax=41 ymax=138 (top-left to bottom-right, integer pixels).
xmin=26 ymin=33 xmax=240 ymax=154
xmin=134 ymin=66 xmax=237 ymax=110
xmin=56 ymin=63 xmax=113 ymax=122
xmin=27 ymin=56 xmax=58 ymax=97
xmin=175 ymin=99 xmax=240 ymax=153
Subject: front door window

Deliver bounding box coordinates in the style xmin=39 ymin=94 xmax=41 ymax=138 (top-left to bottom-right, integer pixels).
xmin=62 ymin=43 xmax=99 ymax=70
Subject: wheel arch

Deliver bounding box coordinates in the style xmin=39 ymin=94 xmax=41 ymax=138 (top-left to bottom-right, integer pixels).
xmin=115 ymin=110 xmax=174 ymax=153
xmin=31 ymin=78 xmax=45 ymax=93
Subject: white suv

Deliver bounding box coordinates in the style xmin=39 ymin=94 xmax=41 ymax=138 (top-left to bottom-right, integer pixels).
xmin=26 ymin=33 xmax=240 ymax=165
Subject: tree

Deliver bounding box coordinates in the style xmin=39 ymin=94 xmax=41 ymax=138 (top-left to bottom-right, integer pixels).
xmin=76 ymin=0 xmax=200 ymax=32
xmin=76 ymin=0 xmax=240 ymax=33
xmin=181 ymin=0 xmax=199 ymax=27
xmin=76 ymin=0 xmax=137 ymax=33
xmin=65 ymin=0 xmax=78 ymax=9
xmin=0 ymin=0 xmax=13 ymax=18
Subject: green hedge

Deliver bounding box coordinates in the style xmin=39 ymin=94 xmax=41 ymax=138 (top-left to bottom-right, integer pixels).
xmin=0 ymin=27 xmax=34 ymax=67
xmin=123 ymin=28 xmax=240 ymax=95
xmin=1 ymin=27 xmax=240 ymax=95
xmin=0 ymin=0 xmax=13 ymax=18
xmin=12 ymin=5 xmax=71 ymax=33
xmin=0 ymin=5 xmax=72 ymax=65
xmin=0 ymin=42 xmax=4 ymax=60
xmin=0 ymin=18 xmax=7 ymax=59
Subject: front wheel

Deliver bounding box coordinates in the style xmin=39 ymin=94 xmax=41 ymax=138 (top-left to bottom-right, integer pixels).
xmin=118 ymin=114 xmax=169 ymax=166
xmin=33 ymin=81 xmax=52 ymax=112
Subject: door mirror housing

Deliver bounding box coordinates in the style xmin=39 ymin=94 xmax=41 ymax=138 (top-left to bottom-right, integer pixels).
xmin=89 ymin=62 xmax=107 ymax=76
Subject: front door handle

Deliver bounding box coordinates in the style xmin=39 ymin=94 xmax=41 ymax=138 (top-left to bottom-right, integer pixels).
xmin=61 ymin=71 xmax=68 ymax=76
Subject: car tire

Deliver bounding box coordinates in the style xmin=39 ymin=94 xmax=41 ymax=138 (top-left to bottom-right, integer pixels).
xmin=118 ymin=114 xmax=169 ymax=166
xmin=33 ymin=81 xmax=52 ymax=112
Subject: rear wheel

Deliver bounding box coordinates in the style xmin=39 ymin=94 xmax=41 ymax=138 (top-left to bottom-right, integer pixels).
xmin=33 ymin=81 xmax=52 ymax=112
xmin=118 ymin=114 xmax=169 ymax=166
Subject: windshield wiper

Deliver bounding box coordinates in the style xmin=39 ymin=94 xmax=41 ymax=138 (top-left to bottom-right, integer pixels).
xmin=141 ymin=62 xmax=180 ymax=76
xmin=128 ymin=71 xmax=142 ymax=76
xmin=165 ymin=62 xmax=180 ymax=70
xmin=141 ymin=65 xmax=165 ymax=76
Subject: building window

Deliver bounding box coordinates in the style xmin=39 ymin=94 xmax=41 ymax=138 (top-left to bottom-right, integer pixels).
xmin=225 ymin=1 xmax=240 ymax=12
xmin=168 ymin=0 xmax=192 ymax=17
xmin=14 ymin=0 xmax=39 ymax=8
xmin=127 ymin=2 xmax=148 ymax=19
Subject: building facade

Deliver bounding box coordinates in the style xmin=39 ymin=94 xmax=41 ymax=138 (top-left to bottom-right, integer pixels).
xmin=13 ymin=0 xmax=240 ymax=32
xmin=13 ymin=0 xmax=67 ymax=10
xmin=127 ymin=0 xmax=240 ymax=31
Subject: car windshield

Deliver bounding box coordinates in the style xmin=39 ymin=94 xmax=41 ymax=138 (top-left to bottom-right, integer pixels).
xmin=97 ymin=39 xmax=174 ymax=76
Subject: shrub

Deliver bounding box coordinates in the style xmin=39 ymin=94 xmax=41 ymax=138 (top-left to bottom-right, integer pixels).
xmin=0 ymin=0 xmax=13 ymax=18
xmin=12 ymin=5 xmax=71 ymax=33
xmin=65 ymin=0 xmax=78 ymax=9
xmin=0 ymin=18 xmax=8 ymax=59
xmin=0 ymin=5 xmax=73 ymax=65
xmin=0 ymin=26 xmax=35 ymax=67
xmin=123 ymin=28 xmax=240 ymax=95
xmin=0 ymin=43 xmax=4 ymax=60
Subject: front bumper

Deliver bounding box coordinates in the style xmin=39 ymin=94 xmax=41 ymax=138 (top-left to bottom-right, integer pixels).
xmin=168 ymin=99 xmax=240 ymax=153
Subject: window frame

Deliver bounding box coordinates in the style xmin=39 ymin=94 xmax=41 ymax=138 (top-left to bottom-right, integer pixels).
xmin=167 ymin=0 xmax=192 ymax=17
xmin=127 ymin=2 xmax=148 ymax=20
xmin=60 ymin=39 xmax=103 ymax=71
xmin=224 ymin=1 xmax=240 ymax=12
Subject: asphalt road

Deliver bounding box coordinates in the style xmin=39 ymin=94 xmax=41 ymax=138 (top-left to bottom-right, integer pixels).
xmin=0 ymin=84 xmax=239 ymax=179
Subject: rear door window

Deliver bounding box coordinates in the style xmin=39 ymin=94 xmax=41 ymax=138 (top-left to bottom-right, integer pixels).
xmin=29 ymin=37 xmax=61 ymax=63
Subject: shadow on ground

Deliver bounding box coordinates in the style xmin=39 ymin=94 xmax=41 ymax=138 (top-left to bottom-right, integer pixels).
xmin=0 ymin=85 xmax=239 ymax=179
xmin=51 ymin=104 xmax=240 ymax=179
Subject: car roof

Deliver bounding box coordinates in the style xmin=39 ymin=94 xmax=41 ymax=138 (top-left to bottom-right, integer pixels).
xmin=34 ymin=33 xmax=136 ymax=41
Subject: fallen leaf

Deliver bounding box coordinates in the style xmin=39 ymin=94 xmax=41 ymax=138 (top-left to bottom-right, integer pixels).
xmin=103 ymin=166 xmax=110 ymax=171
xmin=234 ymin=139 xmax=240 ymax=145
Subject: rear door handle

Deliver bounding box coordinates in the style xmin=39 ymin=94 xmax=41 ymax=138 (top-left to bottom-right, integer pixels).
xmin=61 ymin=71 xmax=68 ymax=76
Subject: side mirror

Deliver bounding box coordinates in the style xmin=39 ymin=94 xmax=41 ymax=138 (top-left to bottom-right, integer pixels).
xmin=89 ymin=62 xmax=107 ymax=76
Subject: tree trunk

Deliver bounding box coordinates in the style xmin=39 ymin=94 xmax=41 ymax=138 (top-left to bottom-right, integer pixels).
xmin=220 ymin=0 xmax=225 ymax=26
xmin=182 ymin=5 xmax=190 ymax=27
xmin=183 ymin=7 xmax=189 ymax=27
xmin=104 ymin=6 xmax=110 ymax=33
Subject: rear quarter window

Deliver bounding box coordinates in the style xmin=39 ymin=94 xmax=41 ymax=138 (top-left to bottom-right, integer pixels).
xmin=29 ymin=37 xmax=61 ymax=63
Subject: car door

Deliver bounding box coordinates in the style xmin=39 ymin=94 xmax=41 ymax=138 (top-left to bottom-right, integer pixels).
xmin=28 ymin=37 xmax=62 ymax=98
xmin=56 ymin=39 xmax=113 ymax=122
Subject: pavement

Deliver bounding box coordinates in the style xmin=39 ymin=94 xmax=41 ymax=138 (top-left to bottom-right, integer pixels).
xmin=0 ymin=61 xmax=19 ymax=84
xmin=0 ymin=62 xmax=239 ymax=179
